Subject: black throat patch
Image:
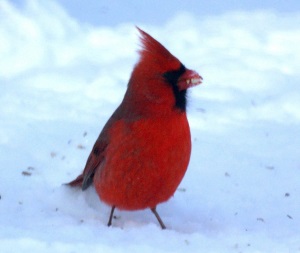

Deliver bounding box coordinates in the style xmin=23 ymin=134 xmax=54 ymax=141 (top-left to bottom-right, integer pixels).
xmin=163 ymin=64 xmax=187 ymax=112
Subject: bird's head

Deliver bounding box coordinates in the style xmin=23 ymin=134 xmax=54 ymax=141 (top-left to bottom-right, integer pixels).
xmin=125 ymin=27 xmax=202 ymax=114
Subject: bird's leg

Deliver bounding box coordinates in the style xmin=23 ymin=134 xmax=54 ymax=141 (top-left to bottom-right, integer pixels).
xmin=107 ymin=206 xmax=116 ymax=227
xmin=151 ymin=207 xmax=166 ymax=229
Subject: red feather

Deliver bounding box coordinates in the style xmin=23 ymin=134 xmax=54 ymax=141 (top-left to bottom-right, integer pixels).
xmin=67 ymin=27 xmax=202 ymax=228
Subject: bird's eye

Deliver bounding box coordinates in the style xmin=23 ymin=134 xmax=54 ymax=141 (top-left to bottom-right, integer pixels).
xmin=163 ymin=64 xmax=186 ymax=86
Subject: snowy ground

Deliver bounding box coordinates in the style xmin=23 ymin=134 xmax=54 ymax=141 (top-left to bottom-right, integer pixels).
xmin=1 ymin=1 xmax=300 ymax=252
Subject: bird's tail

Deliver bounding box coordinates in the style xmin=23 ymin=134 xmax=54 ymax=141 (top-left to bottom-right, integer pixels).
xmin=66 ymin=174 xmax=84 ymax=187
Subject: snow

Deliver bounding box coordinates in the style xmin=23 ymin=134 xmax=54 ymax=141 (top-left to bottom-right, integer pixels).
xmin=1 ymin=1 xmax=300 ymax=252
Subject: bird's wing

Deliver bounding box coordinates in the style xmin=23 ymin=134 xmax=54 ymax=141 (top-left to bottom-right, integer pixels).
xmin=81 ymin=138 xmax=107 ymax=190
xmin=67 ymin=138 xmax=107 ymax=190
xmin=67 ymin=106 xmax=124 ymax=190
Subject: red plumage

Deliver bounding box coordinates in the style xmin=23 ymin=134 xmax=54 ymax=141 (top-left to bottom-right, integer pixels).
xmin=67 ymin=27 xmax=202 ymax=229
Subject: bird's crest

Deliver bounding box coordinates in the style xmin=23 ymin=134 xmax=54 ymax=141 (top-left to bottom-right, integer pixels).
xmin=136 ymin=27 xmax=181 ymax=73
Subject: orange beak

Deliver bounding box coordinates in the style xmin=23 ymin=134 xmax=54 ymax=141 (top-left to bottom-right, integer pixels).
xmin=177 ymin=69 xmax=203 ymax=91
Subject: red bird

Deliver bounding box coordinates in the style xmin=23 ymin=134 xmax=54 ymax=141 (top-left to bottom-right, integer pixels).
xmin=67 ymin=27 xmax=202 ymax=229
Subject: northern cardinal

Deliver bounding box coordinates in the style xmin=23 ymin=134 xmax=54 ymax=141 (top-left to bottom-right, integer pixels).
xmin=67 ymin=27 xmax=202 ymax=229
